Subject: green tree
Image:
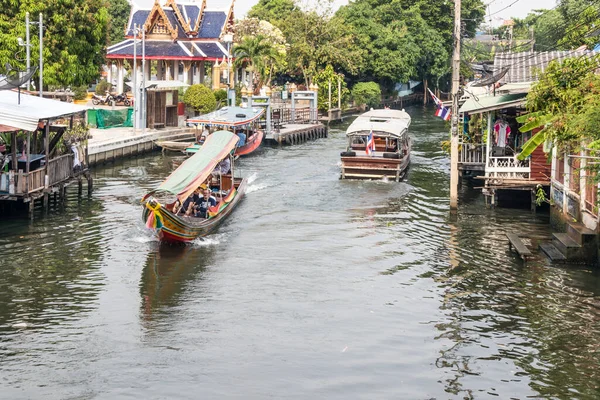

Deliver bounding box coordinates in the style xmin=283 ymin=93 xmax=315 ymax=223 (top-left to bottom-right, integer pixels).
xmin=516 ymin=54 xmax=600 ymax=159
xmin=234 ymin=18 xmax=287 ymax=88
xmin=351 ymin=81 xmax=381 ymax=108
xmin=335 ymin=0 xmax=485 ymax=90
xmin=247 ymin=0 xmax=298 ymax=28
xmin=0 ymin=0 xmax=109 ymax=89
xmin=281 ymin=1 xmax=362 ymax=87
xmin=233 ymin=34 xmax=278 ymax=92
xmin=313 ymin=65 xmax=349 ymax=112
xmin=107 ymin=0 xmax=130 ymax=45
xmin=183 ymin=84 xmax=217 ymax=114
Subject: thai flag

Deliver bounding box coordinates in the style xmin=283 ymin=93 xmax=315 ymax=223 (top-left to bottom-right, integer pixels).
xmin=366 ymin=130 xmax=375 ymax=156
xmin=435 ymin=106 xmax=452 ymax=121
xmin=428 ymin=88 xmax=452 ymax=121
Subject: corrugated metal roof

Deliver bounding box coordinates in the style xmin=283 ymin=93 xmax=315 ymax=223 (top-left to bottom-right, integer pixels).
xmin=493 ymin=50 xmax=598 ymax=83
xmin=0 ymin=91 xmax=87 ymax=132
xmin=459 ymin=93 xmax=527 ymax=114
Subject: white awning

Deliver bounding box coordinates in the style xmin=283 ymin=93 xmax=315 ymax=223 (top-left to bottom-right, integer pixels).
xmin=0 ymin=91 xmax=88 ymax=132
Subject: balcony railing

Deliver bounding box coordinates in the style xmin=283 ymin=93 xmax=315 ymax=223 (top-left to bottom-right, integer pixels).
xmin=459 ymin=143 xmax=486 ymax=165
xmin=486 ymin=156 xmax=530 ymax=179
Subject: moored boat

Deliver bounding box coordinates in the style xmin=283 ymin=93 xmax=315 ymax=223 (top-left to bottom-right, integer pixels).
xmin=340 ymin=109 xmax=412 ymax=181
xmin=142 ymin=130 xmax=246 ymax=243
xmin=187 ymin=106 xmax=265 ymax=156
xmin=154 ymin=140 xmax=194 ymax=152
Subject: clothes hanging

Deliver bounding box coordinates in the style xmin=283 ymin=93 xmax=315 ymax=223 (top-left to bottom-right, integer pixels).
xmin=494 ymin=119 xmax=511 ymax=147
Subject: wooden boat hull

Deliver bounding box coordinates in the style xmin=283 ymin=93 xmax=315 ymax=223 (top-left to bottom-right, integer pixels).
xmin=186 ymin=130 xmax=264 ymax=157
xmin=142 ymin=177 xmax=247 ymax=243
xmin=235 ymin=130 xmax=264 ymax=156
xmin=341 ymin=146 xmax=411 ymax=181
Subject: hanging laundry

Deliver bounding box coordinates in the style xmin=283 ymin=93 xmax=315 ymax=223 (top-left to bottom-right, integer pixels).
xmin=494 ymin=119 xmax=511 ymax=147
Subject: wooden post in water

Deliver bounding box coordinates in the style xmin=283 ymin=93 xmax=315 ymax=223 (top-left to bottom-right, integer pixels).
xmin=450 ymin=0 xmax=461 ymax=210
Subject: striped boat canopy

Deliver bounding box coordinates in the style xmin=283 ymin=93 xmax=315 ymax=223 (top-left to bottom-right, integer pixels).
xmin=145 ymin=130 xmax=239 ymax=202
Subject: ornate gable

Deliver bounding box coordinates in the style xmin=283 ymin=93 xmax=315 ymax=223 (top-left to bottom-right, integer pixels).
xmin=192 ymin=0 xmax=207 ymax=34
xmin=143 ymin=0 xmax=178 ymax=40
xmin=222 ymin=0 xmax=235 ymax=37
xmin=164 ymin=0 xmax=191 ymax=33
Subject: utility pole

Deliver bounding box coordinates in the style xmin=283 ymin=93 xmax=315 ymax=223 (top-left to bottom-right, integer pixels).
xmin=450 ymin=0 xmax=461 ymax=209
xmin=25 ymin=12 xmax=30 ymax=90
xmin=133 ymin=24 xmax=137 ymax=130
xmin=39 ymin=13 xmax=43 ymax=97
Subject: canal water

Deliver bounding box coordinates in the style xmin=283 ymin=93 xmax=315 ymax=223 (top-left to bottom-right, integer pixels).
xmin=1 ymin=106 xmax=600 ymax=399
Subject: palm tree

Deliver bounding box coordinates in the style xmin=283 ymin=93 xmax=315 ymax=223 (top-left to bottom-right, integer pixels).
xmin=233 ymin=35 xmax=277 ymax=94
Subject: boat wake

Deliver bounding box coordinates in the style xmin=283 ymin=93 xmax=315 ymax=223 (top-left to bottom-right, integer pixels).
xmin=192 ymin=232 xmax=227 ymax=247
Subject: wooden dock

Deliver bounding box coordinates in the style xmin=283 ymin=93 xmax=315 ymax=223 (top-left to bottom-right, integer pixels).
xmin=265 ymin=124 xmax=327 ymax=145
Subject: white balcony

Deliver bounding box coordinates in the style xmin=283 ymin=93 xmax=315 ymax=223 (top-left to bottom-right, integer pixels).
xmin=485 ymin=156 xmax=530 ymax=179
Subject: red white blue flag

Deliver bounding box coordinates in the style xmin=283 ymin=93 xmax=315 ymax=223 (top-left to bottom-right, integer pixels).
xmin=428 ymin=88 xmax=451 ymax=121
xmin=366 ymin=130 xmax=375 ymax=156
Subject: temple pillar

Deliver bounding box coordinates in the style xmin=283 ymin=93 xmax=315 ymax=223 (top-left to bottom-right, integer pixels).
xmin=165 ymin=61 xmax=172 ymax=81
xmin=144 ymin=60 xmax=151 ymax=82
xmin=183 ymin=61 xmax=193 ymax=85
xmin=156 ymin=61 xmax=163 ymax=80
xmin=199 ymin=61 xmax=205 ymax=84
xmin=173 ymin=60 xmax=178 ymax=81
xmin=212 ymin=61 xmax=220 ymax=90
xmin=116 ymin=60 xmax=124 ymax=94
xmin=106 ymin=61 xmax=113 ymax=88
xmin=229 ymin=69 xmax=235 ymax=89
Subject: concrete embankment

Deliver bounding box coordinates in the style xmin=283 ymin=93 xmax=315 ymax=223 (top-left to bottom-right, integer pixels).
xmin=87 ymin=127 xmax=195 ymax=165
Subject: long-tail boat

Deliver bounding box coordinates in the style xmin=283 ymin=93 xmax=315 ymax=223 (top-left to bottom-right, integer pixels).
xmin=142 ymin=130 xmax=246 ymax=243
xmin=340 ymin=109 xmax=412 ymax=182
xmin=186 ymin=106 xmax=265 ymax=156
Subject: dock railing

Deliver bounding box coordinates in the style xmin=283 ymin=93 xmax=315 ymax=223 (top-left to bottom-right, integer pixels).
xmin=0 ymin=155 xmax=75 ymax=196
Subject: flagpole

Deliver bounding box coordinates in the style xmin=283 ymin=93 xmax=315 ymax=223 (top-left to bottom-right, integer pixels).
xmin=450 ymin=0 xmax=461 ymax=210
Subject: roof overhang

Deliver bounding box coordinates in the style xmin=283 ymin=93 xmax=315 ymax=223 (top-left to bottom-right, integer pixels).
xmin=0 ymin=91 xmax=87 ymax=132
xmin=459 ymin=93 xmax=527 ymax=114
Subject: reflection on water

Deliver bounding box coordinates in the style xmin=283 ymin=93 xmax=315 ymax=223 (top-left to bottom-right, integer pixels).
xmin=1 ymin=106 xmax=600 ymax=398
xmin=140 ymin=243 xmax=216 ymax=326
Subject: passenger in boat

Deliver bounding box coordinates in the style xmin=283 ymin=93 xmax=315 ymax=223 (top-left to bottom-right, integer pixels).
xmin=212 ymin=157 xmax=231 ymax=175
xmin=236 ymin=130 xmax=246 ymax=146
xmin=172 ymin=187 xmax=201 ymax=215
xmin=195 ymin=188 xmax=217 ymax=218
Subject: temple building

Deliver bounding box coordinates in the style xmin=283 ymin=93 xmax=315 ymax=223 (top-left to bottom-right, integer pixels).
xmin=106 ymin=0 xmax=235 ymax=93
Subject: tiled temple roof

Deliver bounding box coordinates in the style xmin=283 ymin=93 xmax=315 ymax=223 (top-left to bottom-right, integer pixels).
xmin=107 ymin=39 xmax=228 ymax=60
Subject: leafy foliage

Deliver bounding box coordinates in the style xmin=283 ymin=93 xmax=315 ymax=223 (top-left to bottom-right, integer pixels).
xmin=107 ymin=0 xmax=130 ymax=45
xmin=234 ymin=19 xmax=287 ymax=89
xmin=95 ymin=79 xmax=112 ymax=95
xmin=247 ymin=0 xmax=298 ymax=27
xmin=233 ymin=34 xmax=279 ymax=92
xmin=516 ymin=54 xmax=600 ymax=159
xmin=312 ymin=65 xmax=349 ymax=112
xmin=0 ymin=1 xmax=109 ymax=90
xmin=183 ymin=84 xmax=217 ymax=114
xmin=351 ymin=82 xmax=381 ymax=108
xmin=214 ymin=89 xmax=227 ymax=104
xmin=335 ymin=0 xmax=484 ymax=88
xmin=280 ymin=2 xmax=362 ymax=87
xmin=72 ymin=85 xmax=88 ymax=100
